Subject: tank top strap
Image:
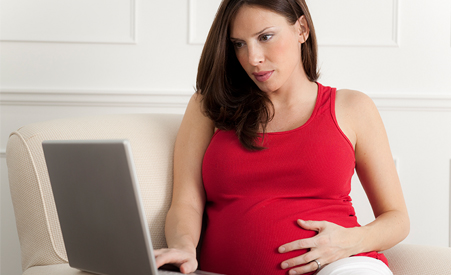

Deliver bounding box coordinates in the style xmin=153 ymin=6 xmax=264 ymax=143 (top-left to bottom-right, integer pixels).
xmin=327 ymin=84 xmax=355 ymax=153
xmin=314 ymin=82 xmax=336 ymax=118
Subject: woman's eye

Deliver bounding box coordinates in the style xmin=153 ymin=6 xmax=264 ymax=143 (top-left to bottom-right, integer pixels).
xmin=260 ymin=34 xmax=273 ymax=42
xmin=234 ymin=41 xmax=245 ymax=48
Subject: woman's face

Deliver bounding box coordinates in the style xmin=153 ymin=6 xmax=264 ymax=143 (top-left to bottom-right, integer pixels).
xmin=230 ymin=5 xmax=309 ymax=94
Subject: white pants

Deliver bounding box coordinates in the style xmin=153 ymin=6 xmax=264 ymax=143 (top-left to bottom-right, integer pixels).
xmin=316 ymin=257 xmax=393 ymax=275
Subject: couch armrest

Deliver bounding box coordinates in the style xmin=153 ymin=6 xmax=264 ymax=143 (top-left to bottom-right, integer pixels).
xmin=7 ymin=113 xmax=183 ymax=272
xmin=384 ymin=243 xmax=451 ymax=275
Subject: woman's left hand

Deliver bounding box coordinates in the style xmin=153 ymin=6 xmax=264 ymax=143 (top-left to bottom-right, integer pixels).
xmin=278 ymin=219 xmax=363 ymax=274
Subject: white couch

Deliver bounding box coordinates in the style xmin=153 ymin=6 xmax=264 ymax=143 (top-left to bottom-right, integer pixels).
xmin=6 ymin=113 xmax=451 ymax=275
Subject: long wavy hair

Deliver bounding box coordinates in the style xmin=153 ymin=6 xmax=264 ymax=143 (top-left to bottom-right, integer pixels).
xmin=196 ymin=0 xmax=319 ymax=150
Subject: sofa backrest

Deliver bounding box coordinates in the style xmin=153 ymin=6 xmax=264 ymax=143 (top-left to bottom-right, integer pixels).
xmin=6 ymin=113 xmax=183 ymax=271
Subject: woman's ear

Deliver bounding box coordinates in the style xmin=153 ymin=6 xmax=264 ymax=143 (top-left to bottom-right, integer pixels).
xmin=297 ymin=15 xmax=310 ymax=43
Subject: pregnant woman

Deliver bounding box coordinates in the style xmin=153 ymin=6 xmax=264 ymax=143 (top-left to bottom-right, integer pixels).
xmin=154 ymin=1 xmax=409 ymax=274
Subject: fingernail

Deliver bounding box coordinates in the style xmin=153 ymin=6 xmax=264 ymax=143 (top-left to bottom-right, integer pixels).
xmin=279 ymin=246 xmax=285 ymax=253
xmin=281 ymin=262 xmax=289 ymax=269
xmin=289 ymin=270 xmax=298 ymax=275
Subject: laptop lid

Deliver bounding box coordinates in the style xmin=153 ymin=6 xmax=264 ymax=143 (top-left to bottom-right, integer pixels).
xmin=43 ymin=140 xmax=221 ymax=275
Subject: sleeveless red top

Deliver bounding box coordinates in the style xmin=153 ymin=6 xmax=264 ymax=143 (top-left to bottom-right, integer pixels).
xmin=199 ymin=83 xmax=388 ymax=275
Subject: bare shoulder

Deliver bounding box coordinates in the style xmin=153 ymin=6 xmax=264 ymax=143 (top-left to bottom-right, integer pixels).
xmin=191 ymin=91 xmax=204 ymax=103
xmin=335 ymin=89 xmax=382 ymax=147
xmin=184 ymin=93 xmax=214 ymax=126
xmin=335 ymin=89 xmax=380 ymax=125
xmin=188 ymin=92 xmax=205 ymax=110
xmin=336 ymin=89 xmax=376 ymax=112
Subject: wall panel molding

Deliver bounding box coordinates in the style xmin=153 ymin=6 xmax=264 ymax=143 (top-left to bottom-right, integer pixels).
xmin=308 ymin=0 xmax=399 ymax=47
xmin=371 ymin=94 xmax=451 ymax=111
xmin=0 ymin=0 xmax=137 ymax=44
xmin=188 ymin=0 xmax=221 ymax=44
xmin=188 ymin=0 xmax=399 ymax=47
xmin=0 ymin=89 xmax=192 ymax=108
xmin=3 ymin=89 xmax=451 ymax=111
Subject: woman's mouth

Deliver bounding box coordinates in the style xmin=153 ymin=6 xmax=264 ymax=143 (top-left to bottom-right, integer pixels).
xmin=252 ymin=71 xmax=274 ymax=82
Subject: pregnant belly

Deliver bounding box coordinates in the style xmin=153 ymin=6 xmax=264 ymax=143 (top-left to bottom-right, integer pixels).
xmin=199 ymin=198 xmax=359 ymax=275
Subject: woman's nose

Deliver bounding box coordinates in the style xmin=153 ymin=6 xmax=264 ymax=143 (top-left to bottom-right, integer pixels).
xmin=247 ymin=45 xmax=264 ymax=66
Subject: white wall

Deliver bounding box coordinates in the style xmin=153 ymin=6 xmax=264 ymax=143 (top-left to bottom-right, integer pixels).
xmin=1 ymin=0 xmax=451 ymax=274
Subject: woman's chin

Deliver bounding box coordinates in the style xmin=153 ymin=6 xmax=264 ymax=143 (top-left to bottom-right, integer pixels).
xmin=256 ymin=84 xmax=278 ymax=94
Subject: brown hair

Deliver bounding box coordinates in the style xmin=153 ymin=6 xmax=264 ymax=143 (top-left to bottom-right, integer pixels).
xmin=196 ymin=0 xmax=319 ymax=150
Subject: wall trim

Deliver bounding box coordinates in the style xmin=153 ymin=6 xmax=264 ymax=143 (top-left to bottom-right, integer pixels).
xmin=371 ymin=94 xmax=451 ymax=111
xmin=0 ymin=89 xmax=192 ymax=108
xmin=0 ymin=0 xmax=137 ymax=44
xmin=318 ymin=0 xmax=399 ymax=47
xmin=2 ymin=89 xmax=451 ymax=111
xmin=0 ymin=150 xmax=6 ymax=158
xmin=391 ymin=0 xmax=399 ymax=46
xmin=188 ymin=0 xmax=399 ymax=47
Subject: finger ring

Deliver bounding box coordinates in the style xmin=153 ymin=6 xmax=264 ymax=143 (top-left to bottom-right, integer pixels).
xmin=313 ymin=259 xmax=321 ymax=270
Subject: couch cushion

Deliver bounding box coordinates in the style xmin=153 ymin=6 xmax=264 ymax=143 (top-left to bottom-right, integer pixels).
xmin=7 ymin=113 xmax=182 ymax=270
xmin=384 ymin=243 xmax=451 ymax=275
xmin=23 ymin=264 xmax=91 ymax=275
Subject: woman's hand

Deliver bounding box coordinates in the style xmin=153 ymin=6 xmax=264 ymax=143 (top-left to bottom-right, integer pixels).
xmin=278 ymin=219 xmax=363 ymax=275
xmin=154 ymin=248 xmax=198 ymax=274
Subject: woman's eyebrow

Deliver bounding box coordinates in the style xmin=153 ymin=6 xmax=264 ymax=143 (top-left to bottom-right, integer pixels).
xmin=230 ymin=26 xmax=274 ymax=41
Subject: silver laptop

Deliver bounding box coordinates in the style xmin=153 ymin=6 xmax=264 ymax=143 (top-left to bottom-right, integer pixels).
xmin=43 ymin=140 xmax=221 ymax=275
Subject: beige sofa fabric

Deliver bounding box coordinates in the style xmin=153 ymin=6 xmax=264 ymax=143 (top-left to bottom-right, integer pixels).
xmin=384 ymin=243 xmax=451 ymax=275
xmin=7 ymin=114 xmax=182 ymax=271
xmin=23 ymin=264 xmax=91 ymax=275
xmin=7 ymin=113 xmax=451 ymax=275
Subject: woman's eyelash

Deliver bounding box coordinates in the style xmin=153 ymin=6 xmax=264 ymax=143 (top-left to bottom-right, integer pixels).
xmin=260 ymin=34 xmax=273 ymax=41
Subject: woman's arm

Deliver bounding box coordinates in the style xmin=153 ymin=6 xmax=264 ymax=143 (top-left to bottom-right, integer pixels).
xmin=338 ymin=89 xmax=410 ymax=251
xmin=278 ymin=90 xmax=409 ymax=274
xmin=154 ymin=93 xmax=215 ymax=274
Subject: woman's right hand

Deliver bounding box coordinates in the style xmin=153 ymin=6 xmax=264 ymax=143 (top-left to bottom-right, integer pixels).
xmin=154 ymin=248 xmax=198 ymax=274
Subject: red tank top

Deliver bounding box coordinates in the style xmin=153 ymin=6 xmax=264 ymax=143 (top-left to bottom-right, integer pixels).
xmin=200 ymin=83 xmax=388 ymax=275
